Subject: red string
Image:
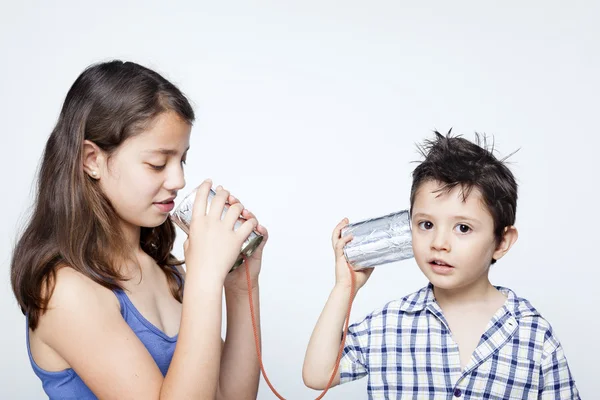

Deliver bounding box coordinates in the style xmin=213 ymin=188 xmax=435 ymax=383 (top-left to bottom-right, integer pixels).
xmin=243 ymin=256 xmax=357 ymax=399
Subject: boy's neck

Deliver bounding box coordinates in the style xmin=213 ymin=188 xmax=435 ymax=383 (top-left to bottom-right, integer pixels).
xmin=432 ymin=277 xmax=504 ymax=309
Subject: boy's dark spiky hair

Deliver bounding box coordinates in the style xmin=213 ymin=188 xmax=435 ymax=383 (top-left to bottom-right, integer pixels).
xmin=410 ymin=129 xmax=518 ymax=262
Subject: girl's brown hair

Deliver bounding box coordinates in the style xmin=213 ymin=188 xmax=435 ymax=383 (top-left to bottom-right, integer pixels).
xmin=11 ymin=60 xmax=195 ymax=330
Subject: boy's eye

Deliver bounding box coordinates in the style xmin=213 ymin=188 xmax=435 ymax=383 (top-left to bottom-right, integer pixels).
xmin=455 ymin=224 xmax=471 ymax=234
xmin=418 ymin=221 xmax=433 ymax=230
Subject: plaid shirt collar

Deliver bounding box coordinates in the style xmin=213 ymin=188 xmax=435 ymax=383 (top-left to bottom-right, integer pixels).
xmin=340 ymin=283 xmax=579 ymax=398
xmin=396 ymin=283 xmax=542 ymax=375
xmin=397 ymin=283 xmax=540 ymax=320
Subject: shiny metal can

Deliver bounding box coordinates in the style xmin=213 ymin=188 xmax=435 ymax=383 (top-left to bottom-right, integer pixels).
xmin=341 ymin=210 xmax=414 ymax=270
xmin=170 ymin=187 xmax=264 ymax=271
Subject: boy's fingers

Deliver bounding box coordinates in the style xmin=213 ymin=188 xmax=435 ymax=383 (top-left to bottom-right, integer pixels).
xmin=332 ymin=218 xmax=349 ymax=244
xmin=336 ymin=233 xmax=353 ymax=249
xmin=335 ymin=234 xmax=352 ymax=257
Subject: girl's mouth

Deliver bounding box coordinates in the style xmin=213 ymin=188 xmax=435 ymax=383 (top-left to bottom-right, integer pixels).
xmin=154 ymin=201 xmax=175 ymax=213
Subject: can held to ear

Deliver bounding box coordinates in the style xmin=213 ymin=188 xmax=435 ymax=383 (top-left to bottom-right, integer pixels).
xmin=170 ymin=187 xmax=264 ymax=272
xmin=341 ymin=210 xmax=414 ymax=270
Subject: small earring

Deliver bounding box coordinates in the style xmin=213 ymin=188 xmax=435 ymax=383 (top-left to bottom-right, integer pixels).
xmin=91 ymin=171 xmax=97 ymax=177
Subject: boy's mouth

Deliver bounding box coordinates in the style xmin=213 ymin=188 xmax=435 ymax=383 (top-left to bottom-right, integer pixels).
xmin=428 ymin=258 xmax=454 ymax=269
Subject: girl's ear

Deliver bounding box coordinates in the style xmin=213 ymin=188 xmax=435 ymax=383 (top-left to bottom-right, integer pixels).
xmin=82 ymin=140 xmax=105 ymax=179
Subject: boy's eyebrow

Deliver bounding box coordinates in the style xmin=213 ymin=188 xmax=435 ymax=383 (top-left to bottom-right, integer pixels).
xmin=453 ymin=215 xmax=481 ymax=224
xmin=411 ymin=212 xmax=480 ymax=224
xmin=144 ymin=147 xmax=190 ymax=156
xmin=411 ymin=212 xmax=431 ymax=219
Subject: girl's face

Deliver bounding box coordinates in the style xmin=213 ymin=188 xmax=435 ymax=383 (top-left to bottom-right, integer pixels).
xmin=97 ymin=111 xmax=191 ymax=233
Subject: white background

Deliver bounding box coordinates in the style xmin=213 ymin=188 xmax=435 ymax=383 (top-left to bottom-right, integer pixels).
xmin=1 ymin=1 xmax=598 ymax=398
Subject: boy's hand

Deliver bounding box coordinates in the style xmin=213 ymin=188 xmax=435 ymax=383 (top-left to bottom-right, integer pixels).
xmin=332 ymin=218 xmax=374 ymax=291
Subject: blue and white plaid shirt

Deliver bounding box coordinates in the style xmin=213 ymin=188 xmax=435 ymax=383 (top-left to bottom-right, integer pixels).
xmin=340 ymin=284 xmax=579 ymax=399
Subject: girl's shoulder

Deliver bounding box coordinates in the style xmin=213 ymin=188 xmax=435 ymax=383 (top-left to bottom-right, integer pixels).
xmin=37 ymin=266 xmax=121 ymax=336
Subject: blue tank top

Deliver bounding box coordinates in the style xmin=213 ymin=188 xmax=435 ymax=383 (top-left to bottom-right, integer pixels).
xmin=27 ymin=289 xmax=179 ymax=399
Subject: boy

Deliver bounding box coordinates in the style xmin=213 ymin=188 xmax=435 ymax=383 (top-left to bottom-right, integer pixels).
xmin=303 ymin=132 xmax=579 ymax=399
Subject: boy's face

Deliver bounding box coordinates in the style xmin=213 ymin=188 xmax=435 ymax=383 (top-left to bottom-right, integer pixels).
xmin=410 ymin=180 xmax=512 ymax=291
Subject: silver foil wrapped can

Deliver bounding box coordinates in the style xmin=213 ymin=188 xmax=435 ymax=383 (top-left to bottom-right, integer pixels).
xmin=170 ymin=187 xmax=264 ymax=271
xmin=341 ymin=210 xmax=414 ymax=270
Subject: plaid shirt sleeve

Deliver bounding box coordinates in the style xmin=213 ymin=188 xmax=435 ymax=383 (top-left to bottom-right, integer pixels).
xmin=339 ymin=315 xmax=372 ymax=383
xmin=538 ymin=340 xmax=580 ymax=399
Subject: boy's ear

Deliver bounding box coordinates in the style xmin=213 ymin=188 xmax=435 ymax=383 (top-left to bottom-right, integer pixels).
xmin=492 ymin=226 xmax=518 ymax=262
xmin=82 ymin=140 xmax=104 ymax=179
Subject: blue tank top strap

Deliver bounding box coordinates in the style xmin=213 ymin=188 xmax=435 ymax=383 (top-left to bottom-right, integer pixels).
xmin=28 ymin=267 xmax=182 ymax=398
xmin=112 ymin=288 xmax=130 ymax=319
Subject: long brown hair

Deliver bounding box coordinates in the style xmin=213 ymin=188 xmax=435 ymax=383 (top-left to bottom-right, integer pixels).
xmin=11 ymin=60 xmax=195 ymax=330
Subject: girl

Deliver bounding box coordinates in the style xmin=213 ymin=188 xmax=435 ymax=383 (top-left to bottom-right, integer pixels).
xmin=11 ymin=60 xmax=267 ymax=399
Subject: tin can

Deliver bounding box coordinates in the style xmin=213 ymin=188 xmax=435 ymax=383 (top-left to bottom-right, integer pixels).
xmin=170 ymin=187 xmax=264 ymax=271
xmin=341 ymin=210 xmax=414 ymax=270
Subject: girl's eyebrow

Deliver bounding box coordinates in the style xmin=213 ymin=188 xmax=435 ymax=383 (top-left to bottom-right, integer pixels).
xmin=144 ymin=147 xmax=190 ymax=156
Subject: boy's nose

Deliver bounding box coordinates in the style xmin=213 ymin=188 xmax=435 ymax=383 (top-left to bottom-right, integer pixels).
xmin=430 ymin=230 xmax=451 ymax=252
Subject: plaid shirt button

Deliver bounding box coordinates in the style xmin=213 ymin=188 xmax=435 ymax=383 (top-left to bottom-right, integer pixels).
xmin=453 ymin=388 xmax=462 ymax=397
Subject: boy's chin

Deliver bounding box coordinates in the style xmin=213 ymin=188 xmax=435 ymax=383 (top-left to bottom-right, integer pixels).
xmin=426 ymin=272 xmax=492 ymax=293
xmin=420 ymin=270 xmax=464 ymax=291
xmin=429 ymin=279 xmax=463 ymax=291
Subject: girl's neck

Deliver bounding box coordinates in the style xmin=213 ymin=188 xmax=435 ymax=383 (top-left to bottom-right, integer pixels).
xmin=119 ymin=220 xmax=142 ymax=250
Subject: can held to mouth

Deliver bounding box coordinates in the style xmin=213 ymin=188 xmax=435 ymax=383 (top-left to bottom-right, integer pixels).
xmin=170 ymin=187 xmax=264 ymax=272
xmin=341 ymin=210 xmax=414 ymax=270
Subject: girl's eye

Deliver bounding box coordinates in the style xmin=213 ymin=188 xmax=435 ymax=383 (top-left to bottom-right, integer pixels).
xmin=181 ymin=159 xmax=187 ymax=166
xmin=455 ymin=224 xmax=471 ymax=234
xmin=149 ymin=164 xmax=166 ymax=171
xmin=418 ymin=221 xmax=433 ymax=230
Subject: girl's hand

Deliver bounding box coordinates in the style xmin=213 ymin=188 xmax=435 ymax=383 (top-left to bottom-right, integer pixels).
xmin=183 ymin=180 xmax=258 ymax=285
xmin=223 ymin=193 xmax=268 ymax=292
